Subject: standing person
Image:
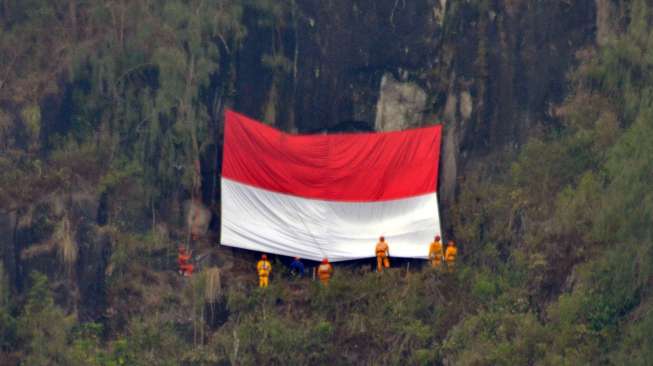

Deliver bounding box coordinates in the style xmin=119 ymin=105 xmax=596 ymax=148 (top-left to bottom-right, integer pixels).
xmin=177 ymin=246 xmax=194 ymax=277
xmin=317 ymin=258 xmax=334 ymax=285
xmin=290 ymin=256 xmax=305 ymax=278
xmin=375 ymin=236 xmax=390 ymax=272
xmin=257 ymin=254 xmax=272 ymax=288
xmin=445 ymin=240 xmax=458 ymax=272
xmin=429 ymin=235 xmax=444 ymax=268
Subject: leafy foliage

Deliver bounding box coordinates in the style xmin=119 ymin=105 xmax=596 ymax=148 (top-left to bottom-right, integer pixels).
xmin=17 ymin=272 xmax=75 ymax=365
xmin=1 ymin=0 xmax=653 ymax=365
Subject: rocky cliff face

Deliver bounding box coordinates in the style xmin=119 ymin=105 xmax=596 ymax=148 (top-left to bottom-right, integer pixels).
xmin=1 ymin=0 xmax=600 ymax=318
xmin=233 ymin=0 xmax=597 ymax=210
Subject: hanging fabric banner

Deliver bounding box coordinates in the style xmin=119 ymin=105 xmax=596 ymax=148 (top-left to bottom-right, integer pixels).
xmin=221 ymin=109 xmax=442 ymax=262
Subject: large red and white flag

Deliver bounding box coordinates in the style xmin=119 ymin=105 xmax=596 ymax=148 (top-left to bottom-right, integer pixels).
xmin=220 ymin=110 xmax=442 ymax=262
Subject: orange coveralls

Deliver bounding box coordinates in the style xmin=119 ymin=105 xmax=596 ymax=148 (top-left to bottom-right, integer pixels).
xmin=178 ymin=250 xmax=194 ymax=277
xmin=257 ymin=259 xmax=272 ymax=288
xmin=429 ymin=240 xmax=444 ymax=268
xmin=375 ymin=240 xmax=390 ymax=272
xmin=445 ymin=244 xmax=458 ymax=272
xmin=317 ymin=263 xmax=334 ymax=285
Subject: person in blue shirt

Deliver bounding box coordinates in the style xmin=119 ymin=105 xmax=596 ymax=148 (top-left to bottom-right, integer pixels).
xmin=289 ymin=256 xmax=305 ymax=278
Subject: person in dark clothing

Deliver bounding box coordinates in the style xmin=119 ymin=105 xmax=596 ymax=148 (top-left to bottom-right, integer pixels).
xmin=290 ymin=256 xmax=305 ymax=278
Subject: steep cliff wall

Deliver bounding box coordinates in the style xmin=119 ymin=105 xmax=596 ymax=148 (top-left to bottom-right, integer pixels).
xmin=232 ymin=0 xmax=597 ymax=212
xmin=0 ymin=0 xmax=600 ymax=318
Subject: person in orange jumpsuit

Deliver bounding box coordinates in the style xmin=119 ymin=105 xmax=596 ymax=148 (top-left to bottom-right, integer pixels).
xmin=256 ymin=254 xmax=272 ymax=288
xmin=445 ymin=240 xmax=458 ymax=272
xmin=375 ymin=236 xmax=390 ymax=272
xmin=177 ymin=246 xmax=194 ymax=277
xmin=429 ymin=235 xmax=444 ymax=268
xmin=317 ymin=258 xmax=334 ymax=285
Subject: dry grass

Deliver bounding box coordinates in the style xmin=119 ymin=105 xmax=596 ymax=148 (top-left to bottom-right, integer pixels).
xmin=20 ymin=241 xmax=55 ymax=259
xmin=17 ymin=207 xmax=34 ymax=229
xmin=204 ymin=267 xmax=222 ymax=303
xmin=50 ymin=195 xmax=65 ymax=216
xmin=56 ymin=215 xmax=78 ymax=268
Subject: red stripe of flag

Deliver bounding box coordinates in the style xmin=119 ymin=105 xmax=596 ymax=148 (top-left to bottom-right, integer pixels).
xmin=222 ymin=110 xmax=442 ymax=202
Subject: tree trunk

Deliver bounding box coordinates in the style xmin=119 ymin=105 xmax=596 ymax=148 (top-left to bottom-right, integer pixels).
xmin=68 ymin=0 xmax=77 ymax=41
xmin=12 ymin=211 xmax=22 ymax=292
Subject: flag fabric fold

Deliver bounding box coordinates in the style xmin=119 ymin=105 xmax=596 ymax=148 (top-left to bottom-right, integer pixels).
xmin=220 ymin=110 xmax=442 ymax=262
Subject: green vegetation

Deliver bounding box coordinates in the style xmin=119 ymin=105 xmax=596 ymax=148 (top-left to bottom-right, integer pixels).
xmin=1 ymin=0 xmax=652 ymax=365
xmin=445 ymin=1 xmax=653 ymax=363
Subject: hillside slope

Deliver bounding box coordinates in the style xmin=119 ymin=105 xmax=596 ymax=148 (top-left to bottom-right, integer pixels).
xmin=1 ymin=0 xmax=652 ymax=365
